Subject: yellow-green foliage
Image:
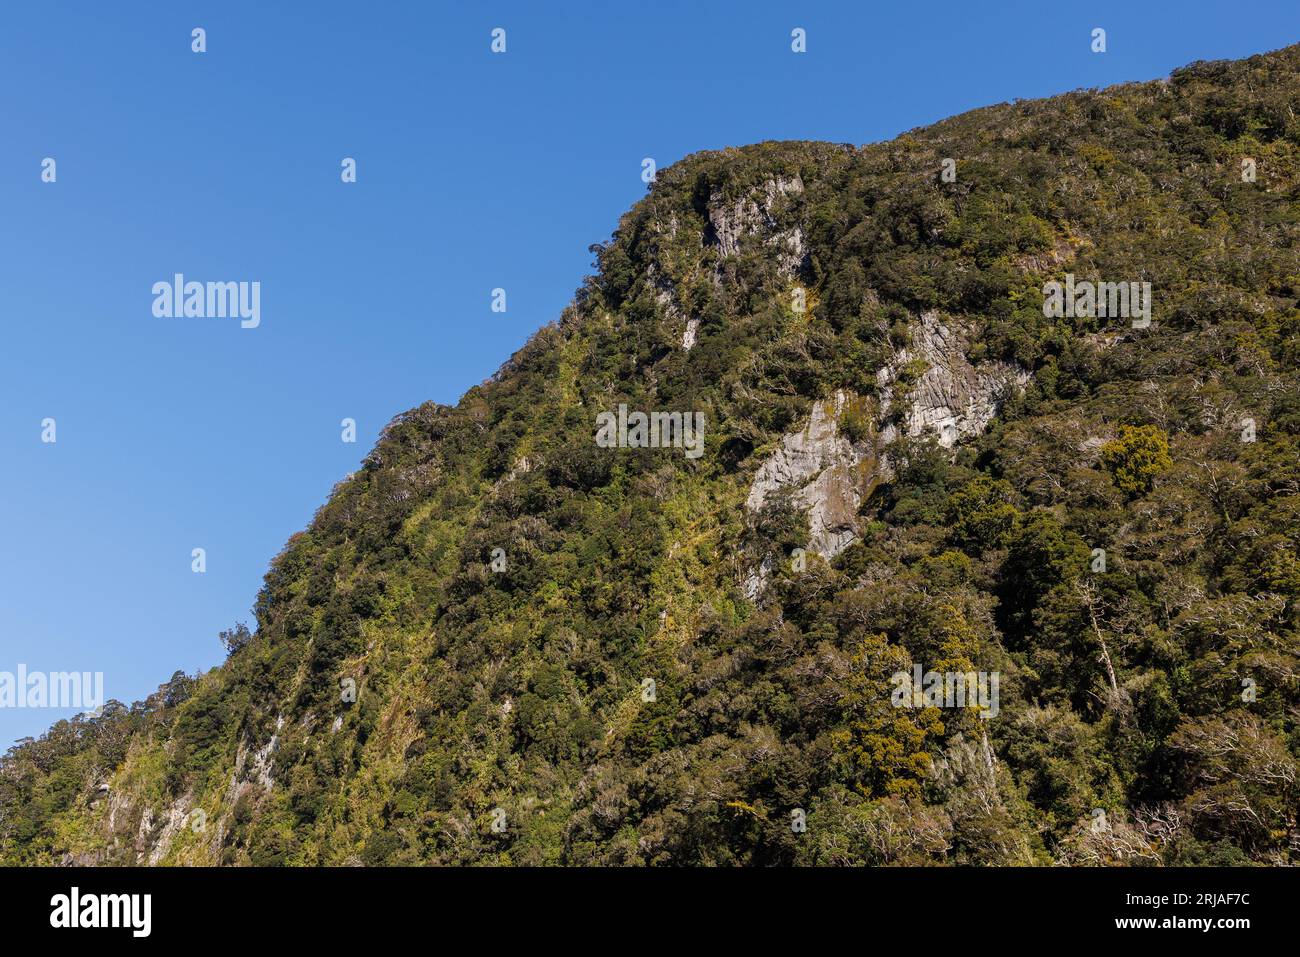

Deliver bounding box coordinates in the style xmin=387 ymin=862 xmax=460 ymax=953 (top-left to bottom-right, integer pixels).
xmin=1099 ymin=425 xmax=1173 ymax=496
xmin=6 ymin=45 xmax=1300 ymax=868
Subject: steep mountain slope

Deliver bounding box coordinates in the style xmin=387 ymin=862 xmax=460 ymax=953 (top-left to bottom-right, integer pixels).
xmin=5 ymin=44 xmax=1300 ymax=866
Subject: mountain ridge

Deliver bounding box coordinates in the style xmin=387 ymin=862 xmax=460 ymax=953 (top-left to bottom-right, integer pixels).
xmin=4 ymin=41 xmax=1300 ymax=865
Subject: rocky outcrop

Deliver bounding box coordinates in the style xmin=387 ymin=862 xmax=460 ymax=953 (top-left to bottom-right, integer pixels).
xmin=247 ymin=715 xmax=282 ymax=791
xmin=650 ymin=175 xmax=808 ymax=353
xmin=745 ymin=390 xmax=875 ymax=556
xmin=681 ymin=317 xmax=699 ymax=351
xmin=743 ymin=391 xmax=880 ymax=597
xmin=145 ymin=797 xmax=195 ymax=865
xmin=708 ymin=175 xmax=806 ymax=278
xmin=92 ymin=787 xmax=196 ymax=866
xmin=878 ymin=311 xmax=1030 ymax=449
xmin=743 ymin=312 xmax=1028 ymax=597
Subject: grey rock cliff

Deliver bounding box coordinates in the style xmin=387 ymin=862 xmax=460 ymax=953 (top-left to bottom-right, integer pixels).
xmin=743 ymin=312 xmax=1028 ymax=597
xmin=878 ymin=311 xmax=1030 ymax=448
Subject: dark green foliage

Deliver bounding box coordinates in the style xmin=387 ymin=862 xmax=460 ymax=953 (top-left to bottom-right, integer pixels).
xmin=5 ymin=44 xmax=1300 ymax=866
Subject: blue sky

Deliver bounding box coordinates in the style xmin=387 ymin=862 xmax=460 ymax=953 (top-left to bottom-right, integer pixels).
xmin=1 ymin=0 xmax=1296 ymax=749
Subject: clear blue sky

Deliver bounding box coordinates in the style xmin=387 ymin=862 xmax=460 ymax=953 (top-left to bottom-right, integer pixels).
xmin=2 ymin=0 xmax=1296 ymax=749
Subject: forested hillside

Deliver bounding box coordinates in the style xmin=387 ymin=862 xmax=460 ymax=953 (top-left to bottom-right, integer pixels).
xmin=4 ymin=43 xmax=1300 ymax=866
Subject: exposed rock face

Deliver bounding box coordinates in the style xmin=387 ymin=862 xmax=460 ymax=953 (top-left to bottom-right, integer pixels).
xmin=708 ymin=175 xmax=806 ymax=278
xmin=652 ymin=175 xmax=807 ymax=353
xmin=878 ymin=311 xmax=1030 ymax=449
xmin=745 ymin=390 xmax=872 ymax=557
xmin=90 ymin=718 xmax=286 ymax=865
xmin=743 ymin=312 xmax=1028 ymax=597
xmin=145 ymin=798 xmax=194 ymax=865
xmin=90 ymin=789 xmax=195 ymax=866
xmin=743 ymin=391 xmax=879 ymax=597
xmin=248 ymin=716 xmax=283 ymax=791
xmin=681 ymin=317 xmax=699 ymax=351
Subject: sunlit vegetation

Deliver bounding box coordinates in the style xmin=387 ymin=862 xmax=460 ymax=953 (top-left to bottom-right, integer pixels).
xmin=4 ymin=45 xmax=1300 ymax=866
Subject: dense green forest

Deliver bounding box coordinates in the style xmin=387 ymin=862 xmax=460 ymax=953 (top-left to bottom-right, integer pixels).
xmin=4 ymin=43 xmax=1300 ymax=866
